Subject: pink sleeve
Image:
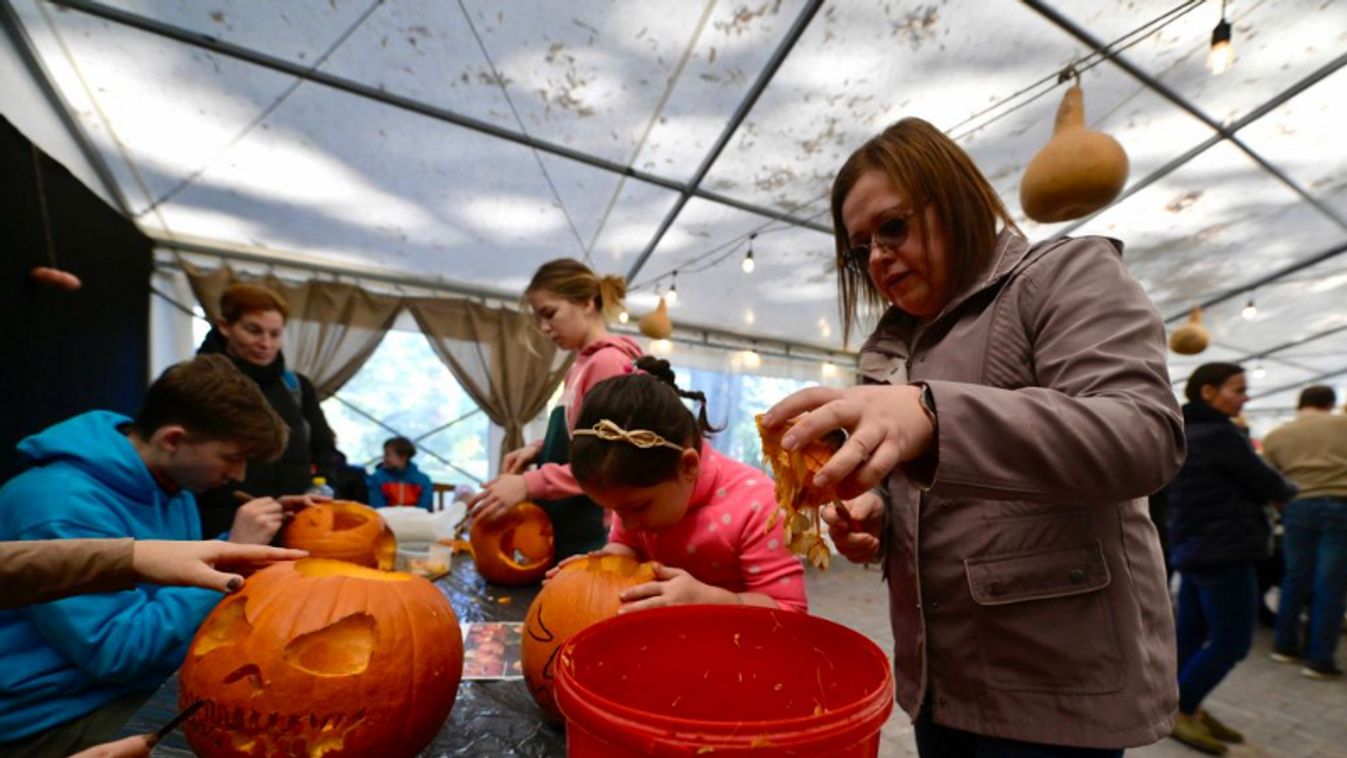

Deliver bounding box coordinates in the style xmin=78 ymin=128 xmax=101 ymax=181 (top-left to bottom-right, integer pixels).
xmin=738 ymin=486 xmax=808 ymax=613
xmin=521 ymin=463 xmax=584 ymax=501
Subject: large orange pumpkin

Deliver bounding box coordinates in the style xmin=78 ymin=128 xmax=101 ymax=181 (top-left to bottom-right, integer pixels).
xmin=469 ymin=502 xmax=555 ymax=586
xmin=521 ymin=554 xmax=657 ymax=720
xmin=180 ymin=559 xmax=462 ymax=758
xmin=282 ymin=501 xmax=396 ymax=570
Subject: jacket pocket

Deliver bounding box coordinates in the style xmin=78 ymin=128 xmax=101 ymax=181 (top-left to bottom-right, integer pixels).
xmin=964 ymin=540 xmax=1124 ymax=694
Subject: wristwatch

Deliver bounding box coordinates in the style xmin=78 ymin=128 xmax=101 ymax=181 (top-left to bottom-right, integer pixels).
xmin=916 ymin=382 xmax=938 ymax=431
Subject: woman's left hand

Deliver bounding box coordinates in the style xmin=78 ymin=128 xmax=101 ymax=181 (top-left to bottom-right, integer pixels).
xmin=466 ymin=475 xmax=528 ymax=522
xmin=762 ymin=384 xmax=934 ymax=499
xmin=619 ymin=564 xmax=727 ymax=612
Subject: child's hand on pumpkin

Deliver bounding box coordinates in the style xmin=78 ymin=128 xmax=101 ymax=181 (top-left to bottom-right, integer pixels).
xmin=466 ymin=475 xmax=528 ymax=523
xmin=618 ymin=563 xmax=731 ymax=612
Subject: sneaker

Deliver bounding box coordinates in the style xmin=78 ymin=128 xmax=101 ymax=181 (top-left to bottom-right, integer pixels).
xmin=1197 ymin=709 xmax=1244 ymax=744
xmin=1302 ymin=661 xmax=1344 ymax=680
xmin=1270 ymin=647 xmax=1304 ymax=664
xmin=1171 ymin=712 xmax=1228 ymax=755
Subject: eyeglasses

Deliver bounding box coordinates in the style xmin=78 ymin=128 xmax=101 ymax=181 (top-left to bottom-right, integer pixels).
xmin=842 ymin=209 xmax=917 ymax=272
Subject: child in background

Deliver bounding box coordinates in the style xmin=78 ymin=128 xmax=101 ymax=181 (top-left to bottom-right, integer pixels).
xmin=368 ymin=436 xmax=434 ymax=511
xmin=566 ymin=357 xmax=807 ymax=613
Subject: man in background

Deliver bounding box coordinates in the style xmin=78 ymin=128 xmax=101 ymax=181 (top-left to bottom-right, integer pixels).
xmin=1263 ymin=385 xmax=1347 ymax=679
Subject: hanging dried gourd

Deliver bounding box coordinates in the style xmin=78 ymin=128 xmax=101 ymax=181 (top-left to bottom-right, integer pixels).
xmin=1169 ymin=307 xmax=1211 ymax=355
xmin=1020 ymin=82 xmax=1129 ymax=223
xmin=638 ymin=296 xmax=673 ymax=339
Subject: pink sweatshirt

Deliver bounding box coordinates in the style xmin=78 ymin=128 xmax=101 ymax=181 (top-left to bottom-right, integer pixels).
xmin=522 ymin=334 xmax=644 ymax=500
xmin=608 ymin=445 xmax=808 ymax=613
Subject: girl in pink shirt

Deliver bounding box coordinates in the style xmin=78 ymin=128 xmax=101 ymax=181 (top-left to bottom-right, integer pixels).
xmin=566 ymin=357 xmax=807 ymax=613
xmin=469 ymin=259 xmax=643 ymax=559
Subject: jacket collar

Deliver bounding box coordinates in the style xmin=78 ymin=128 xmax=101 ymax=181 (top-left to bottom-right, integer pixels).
xmin=858 ymin=231 xmax=1123 ymax=364
xmin=1183 ymin=402 xmax=1233 ymax=426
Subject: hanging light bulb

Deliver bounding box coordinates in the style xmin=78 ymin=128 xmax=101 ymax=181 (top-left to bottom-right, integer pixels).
xmin=821 ymin=361 xmax=839 ymax=380
xmin=738 ymin=349 xmax=762 ymax=370
xmin=665 ymin=272 xmax=678 ymax=307
xmin=742 ymin=233 xmax=757 ymax=274
xmin=650 ymin=338 xmax=674 ymax=356
xmin=618 ymin=310 xmax=630 ymax=324
xmin=1206 ymin=6 xmax=1234 ymax=76
xmin=1241 ymin=297 xmax=1257 ymax=321
xmin=818 ymin=317 xmax=832 ymax=340
xmin=1252 ymin=361 xmax=1266 ymax=379
xmin=744 ymin=308 xmax=756 ymax=325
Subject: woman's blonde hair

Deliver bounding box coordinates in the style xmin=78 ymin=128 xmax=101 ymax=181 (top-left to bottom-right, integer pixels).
xmin=831 ymin=118 xmax=1020 ymax=344
xmin=525 ymin=258 xmax=626 ymax=323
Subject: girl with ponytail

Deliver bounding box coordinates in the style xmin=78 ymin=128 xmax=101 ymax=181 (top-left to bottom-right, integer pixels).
xmin=555 ymin=357 xmax=807 ymax=612
xmin=469 ymin=259 xmax=644 ymax=560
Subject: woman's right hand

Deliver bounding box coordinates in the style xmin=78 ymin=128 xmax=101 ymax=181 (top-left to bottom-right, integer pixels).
xmin=821 ymin=492 xmax=885 ymax=564
xmin=501 ymin=442 xmax=541 ymax=475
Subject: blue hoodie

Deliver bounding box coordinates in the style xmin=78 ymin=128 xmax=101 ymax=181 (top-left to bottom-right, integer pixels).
xmin=0 ymin=411 xmax=222 ymax=739
xmin=367 ymin=460 xmax=434 ymax=511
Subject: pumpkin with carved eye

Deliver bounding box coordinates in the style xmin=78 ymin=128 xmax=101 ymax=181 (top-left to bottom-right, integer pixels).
xmin=282 ymin=501 xmax=397 ymax=570
xmin=521 ymin=554 xmax=657 ymax=719
xmin=180 ymin=558 xmax=463 ymax=758
xmin=469 ymin=502 xmax=555 ymax=585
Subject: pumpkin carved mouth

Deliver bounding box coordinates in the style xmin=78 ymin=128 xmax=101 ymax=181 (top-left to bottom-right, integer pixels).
xmin=199 ymin=704 xmax=367 ymax=757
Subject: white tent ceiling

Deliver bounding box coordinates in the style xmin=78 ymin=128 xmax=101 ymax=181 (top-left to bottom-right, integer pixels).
xmin=5 ymin=0 xmax=1347 ymax=413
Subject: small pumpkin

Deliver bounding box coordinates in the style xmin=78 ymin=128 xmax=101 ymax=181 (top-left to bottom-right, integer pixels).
xmin=1020 ymin=84 xmax=1129 ymax=223
xmin=521 ymin=554 xmax=657 ymax=719
xmin=638 ymin=296 xmax=673 ymax=339
xmin=1169 ymin=307 xmax=1211 ymax=355
xmin=469 ymin=502 xmax=555 ymax=586
xmin=180 ymin=558 xmax=463 ymax=758
xmin=282 ymin=501 xmax=397 ymax=570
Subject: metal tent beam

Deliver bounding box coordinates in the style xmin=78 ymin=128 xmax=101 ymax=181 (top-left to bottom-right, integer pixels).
xmin=151 ymin=234 xmax=852 ymax=361
xmin=623 ymin=0 xmax=824 ymax=282
xmin=1 ymin=1 xmax=130 ymax=214
xmin=1162 ymin=239 xmax=1347 ymax=324
xmin=1251 ymin=363 xmax=1347 ymax=401
xmin=46 ymin=0 xmax=831 ymax=236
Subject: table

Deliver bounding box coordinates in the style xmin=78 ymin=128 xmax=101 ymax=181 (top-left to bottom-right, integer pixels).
xmin=119 ymin=554 xmax=567 ymax=757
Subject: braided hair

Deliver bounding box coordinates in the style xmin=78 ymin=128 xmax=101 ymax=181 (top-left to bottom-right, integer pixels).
xmin=570 ymin=357 xmax=720 ymax=489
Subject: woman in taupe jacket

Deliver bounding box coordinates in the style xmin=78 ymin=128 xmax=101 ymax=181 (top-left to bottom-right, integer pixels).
xmin=764 ymin=119 xmax=1184 ymax=755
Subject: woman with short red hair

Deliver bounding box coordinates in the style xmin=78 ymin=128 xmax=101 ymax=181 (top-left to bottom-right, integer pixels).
xmin=194 ymin=283 xmax=340 ymax=536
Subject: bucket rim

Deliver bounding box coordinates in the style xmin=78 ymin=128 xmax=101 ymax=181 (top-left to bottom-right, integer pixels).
xmin=555 ymin=604 xmax=895 ymax=738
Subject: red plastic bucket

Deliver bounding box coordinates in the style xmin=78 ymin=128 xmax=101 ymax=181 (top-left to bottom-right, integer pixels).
xmin=554 ymin=605 xmax=894 ymax=757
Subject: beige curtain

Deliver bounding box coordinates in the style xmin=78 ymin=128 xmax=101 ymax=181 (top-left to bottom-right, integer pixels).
xmin=183 ymin=263 xmax=404 ymax=398
xmin=408 ymin=297 xmax=572 ymax=462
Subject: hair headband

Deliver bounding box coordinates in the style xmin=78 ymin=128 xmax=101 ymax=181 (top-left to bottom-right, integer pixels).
xmin=571 ymin=419 xmax=684 ymax=452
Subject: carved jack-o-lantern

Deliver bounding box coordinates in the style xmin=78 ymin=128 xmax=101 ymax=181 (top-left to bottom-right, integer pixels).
xmin=180 ymin=559 xmax=463 ymax=758
xmin=469 ymin=502 xmax=555 ymax=586
xmin=282 ymin=501 xmax=396 ymax=570
xmin=521 ymin=554 xmax=656 ymax=719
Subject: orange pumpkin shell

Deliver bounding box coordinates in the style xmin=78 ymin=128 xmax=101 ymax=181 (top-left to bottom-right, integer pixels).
xmin=469 ymin=502 xmax=555 ymax=586
xmin=281 ymin=501 xmax=397 ymax=570
xmin=179 ymin=559 xmax=463 ymax=758
xmin=521 ymin=554 xmax=657 ymax=720
xmin=755 ymin=414 xmax=844 ymax=569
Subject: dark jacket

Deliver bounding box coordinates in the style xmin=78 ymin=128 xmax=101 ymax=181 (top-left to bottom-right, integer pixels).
xmin=194 ymin=330 xmax=338 ymax=536
xmin=1166 ymin=402 xmax=1297 ymax=570
xmin=862 ymin=232 xmax=1184 ymax=748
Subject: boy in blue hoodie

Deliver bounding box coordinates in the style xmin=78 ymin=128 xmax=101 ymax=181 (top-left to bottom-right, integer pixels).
xmin=367 ymin=436 xmax=435 ymax=511
xmin=0 ymin=355 xmax=293 ymax=756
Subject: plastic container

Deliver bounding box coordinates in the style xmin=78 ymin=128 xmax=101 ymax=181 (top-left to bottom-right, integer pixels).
xmin=395 ymin=542 xmax=453 ymax=578
xmin=554 ymin=605 xmax=894 ymax=757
